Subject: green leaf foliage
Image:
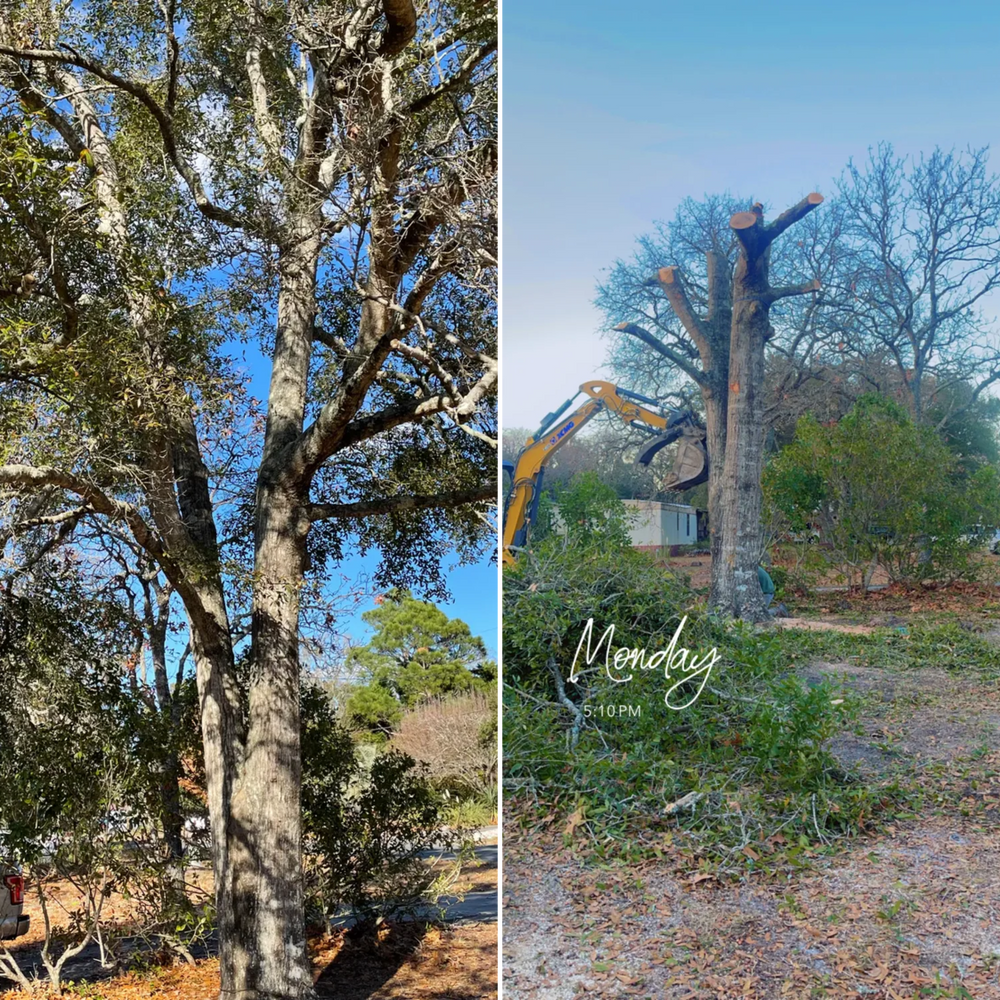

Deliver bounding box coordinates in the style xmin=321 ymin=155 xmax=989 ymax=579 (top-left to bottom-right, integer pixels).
xmin=300 ymin=684 xmax=445 ymax=926
xmin=344 ymin=590 xmax=492 ymax=733
xmin=764 ymin=394 xmax=1000 ymax=585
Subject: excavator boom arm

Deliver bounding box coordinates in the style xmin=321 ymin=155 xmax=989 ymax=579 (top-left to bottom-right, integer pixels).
xmin=502 ymin=382 xmax=708 ymax=564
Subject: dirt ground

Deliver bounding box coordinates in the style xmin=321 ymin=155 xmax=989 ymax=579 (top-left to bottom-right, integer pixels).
xmin=0 ymin=855 xmax=497 ymax=999
xmin=503 ymin=603 xmax=1000 ymax=998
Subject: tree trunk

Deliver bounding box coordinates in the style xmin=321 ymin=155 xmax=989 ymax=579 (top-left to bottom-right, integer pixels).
xmin=713 ymin=196 xmax=824 ymax=620
xmin=216 ymin=236 xmax=319 ymax=1000
xmin=701 ymin=251 xmax=731 ymax=605
xmin=702 ymin=384 xmax=728 ymax=602
xmin=149 ymin=611 xmax=185 ymax=861
xmin=218 ymin=485 xmax=312 ymax=1000
xmin=714 ymin=249 xmax=771 ymax=620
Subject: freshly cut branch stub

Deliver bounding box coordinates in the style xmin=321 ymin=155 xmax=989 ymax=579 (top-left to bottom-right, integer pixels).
xmin=729 ymin=211 xmax=761 ymax=231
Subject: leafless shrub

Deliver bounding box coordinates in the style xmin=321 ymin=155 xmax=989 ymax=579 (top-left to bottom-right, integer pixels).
xmin=391 ymin=690 xmax=496 ymax=795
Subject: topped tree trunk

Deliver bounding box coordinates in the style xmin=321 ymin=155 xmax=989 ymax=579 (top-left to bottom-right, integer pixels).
xmin=618 ymin=251 xmax=732 ymax=599
xmin=653 ymin=255 xmax=732 ymax=601
xmin=713 ymin=194 xmax=824 ymax=620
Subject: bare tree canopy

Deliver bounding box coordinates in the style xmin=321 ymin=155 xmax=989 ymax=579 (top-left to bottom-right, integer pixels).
xmin=832 ymin=143 xmax=1000 ymax=423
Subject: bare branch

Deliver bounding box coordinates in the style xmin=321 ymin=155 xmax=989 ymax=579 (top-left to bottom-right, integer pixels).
xmin=407 ymin=38 xmax=497 ymax=115
xmin=646 ymin=266 xmax=709 ymax=357
xmin=765 ymin=279 xmax=822 ymax=305
xmin=614 ymin=322 xmax=708 ymax=387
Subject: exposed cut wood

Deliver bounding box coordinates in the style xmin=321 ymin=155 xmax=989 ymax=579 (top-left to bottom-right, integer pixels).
xmin=729 ymin=210 xmax=760 ymax=230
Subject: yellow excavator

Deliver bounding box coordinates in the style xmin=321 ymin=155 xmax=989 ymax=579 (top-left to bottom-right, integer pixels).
xmin=502 ymin=381 xmax=709 ymax=565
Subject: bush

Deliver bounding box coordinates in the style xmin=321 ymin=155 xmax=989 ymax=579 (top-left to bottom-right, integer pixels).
xmin=533 ymin=470 xmax=635 ymax=547
xmin=0 ymin=593 xmax=208 ymax=989
xmin=503 ymin=513 xmax=909 ymax=869
xmin=391 ymin=689 xmax=497 ymax=799
xmin=301 ymin=685 xmax=457 ymax=929
xmin=764 ymin=394 xmax=1000 ymax=586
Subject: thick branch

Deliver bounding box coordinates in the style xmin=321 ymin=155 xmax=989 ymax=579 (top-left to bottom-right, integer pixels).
xmin=407 ymin=38 xmax=497 ymax=115
xmin=158 ymin=0 xmax=180 ymax=115
xmin=396 ymin=141 xmax=496 ymax=277
xmin=308 ymin=485 xmax=494 ymax=522
xmin=763 ymin=192 xmax=824 ymax=245
xmin=0 ymin=44 xmax=241 ymax=228
xmin=765 ymin=279 xmax=822 ymax=305
xmin=2 ymin=61 xmax=85 ymax=156
xmin=391 ymin=338 xmax=460 ymax=398
xmin=647 ymin=266 xmax=709 ymax=356
xmin=378 ymin=0 xmax=418 ymax=56
xmin=338 ymin=394 xmax=455 ymax=449
xmin=0 ymin=465 xmax=167 ymax=565
xmin=295 ymin=332 xmax=398 ymax=475
xmin=705 ymin=250 xmax=731 ymax=324
xmin=614 ymin=322 xmax=708 ymax=387
xmin=245 ymin=38 xmax=289 ymax=173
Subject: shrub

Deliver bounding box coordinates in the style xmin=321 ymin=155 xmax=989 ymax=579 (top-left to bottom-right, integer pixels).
xmin=533 ymin=470 xmax=635 ymax=547
xmin=503 ymin=515 xmax=909 ymax=868
xmin=301 ymin=685 xmax=454 ymax=929
xmin=764 ymin=394 xmax=1000 ymax=586
xmin=391 ymin=689 xmax=497 ymax=798
xmin=0 ymin=593 xmax=208 ymax=989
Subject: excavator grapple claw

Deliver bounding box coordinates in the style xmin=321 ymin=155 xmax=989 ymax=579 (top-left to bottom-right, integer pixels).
xmin=635 ymin=427 xmax=683 ymax=468
xmin=503 ymin=381 xmax=711 ymax=563
xmin=635 ymin=416 xmax=709 ymax=492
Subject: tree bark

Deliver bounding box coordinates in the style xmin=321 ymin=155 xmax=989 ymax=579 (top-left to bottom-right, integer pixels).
xmin=220 ymin=486 xmax=312 ymax=1000
xmin=213 ymin=230 xmax=320 ymax=999
xmin=701 ymin=251 xmax=731 ymax=607
xmin=702 ymin=383 xmax=728 ymax=598
xmin=650 ymin=254 xmax=731 ymax=606
xmin=714 ymin=197 xmax=823 ymax=620
xmin=148 ymin=587 xmax=184 ymax=861
xmin=714 ymin=243 xmax=771 ymax=619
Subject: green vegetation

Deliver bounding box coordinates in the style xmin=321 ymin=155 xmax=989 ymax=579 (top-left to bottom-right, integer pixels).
xmin=533 ymin=470 xmax=636 ymax=546
xmin=764 ymin=395 xmax=1000 ymax=587
xmin=0 ymin=589 xmax=210 ymax=989
xmin=301 ymin=685 xmax=449 ymax=929
xmin=503 ymin=484 xmax=1000 ymax=874
xmin=344 ymin=589 xmax=496 ymax=734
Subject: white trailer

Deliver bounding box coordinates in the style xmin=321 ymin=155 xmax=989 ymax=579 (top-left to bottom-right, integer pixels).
xmin=622 ymin=499 xmax=698 ymax=550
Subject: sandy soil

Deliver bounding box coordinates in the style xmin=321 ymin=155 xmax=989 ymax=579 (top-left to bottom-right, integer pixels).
xmin=503 ymin=605 xmax=1000 ymax=998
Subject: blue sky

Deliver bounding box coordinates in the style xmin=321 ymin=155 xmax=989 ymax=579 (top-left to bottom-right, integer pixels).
xmin=502 ymin=0 xmax=1000 ymax=428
